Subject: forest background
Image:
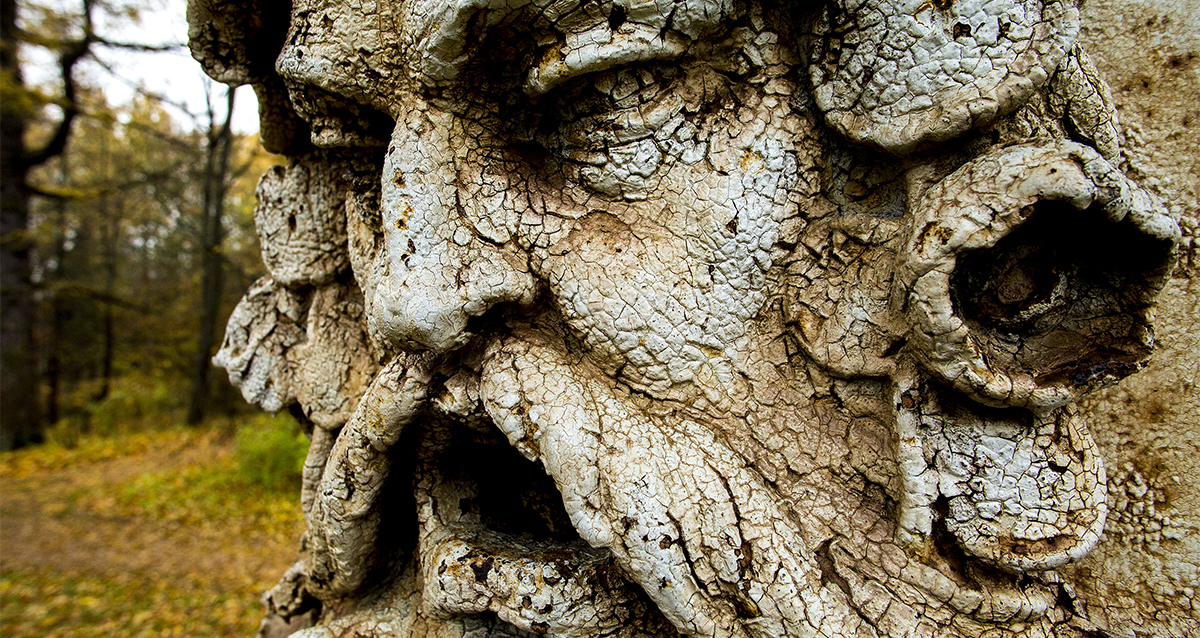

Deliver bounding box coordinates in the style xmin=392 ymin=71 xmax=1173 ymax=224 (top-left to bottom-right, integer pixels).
xmin=1 ymin=0 xmax=311 ymax=635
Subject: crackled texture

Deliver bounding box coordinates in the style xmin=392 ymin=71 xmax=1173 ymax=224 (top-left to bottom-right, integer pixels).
xmin=1069 ymin=2 xmax=1200 ymax=635
xmin=191 ymin=0 xmax=1194 ymax=636
xmin=809 ymin=0 xmax=1079 ymax=154
xmin=254 ymin=151 xmax=352 ymax=287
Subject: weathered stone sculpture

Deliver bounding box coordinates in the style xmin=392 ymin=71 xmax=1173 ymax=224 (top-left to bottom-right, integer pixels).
xmin=189 ymin=0 xmax=1196 ymax=636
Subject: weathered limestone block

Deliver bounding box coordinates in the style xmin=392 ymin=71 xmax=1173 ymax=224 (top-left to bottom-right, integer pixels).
xmin=192 ymin=0 xmax=1196 ymax=636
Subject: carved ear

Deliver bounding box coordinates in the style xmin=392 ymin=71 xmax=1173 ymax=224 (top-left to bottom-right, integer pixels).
xmin=808 ymin=0 xmax=1080 ymax=154
xmin=786 ymin=216 xmax=904 ymax=378
xmin=892 ymin=141 xmax=1179 ymax=411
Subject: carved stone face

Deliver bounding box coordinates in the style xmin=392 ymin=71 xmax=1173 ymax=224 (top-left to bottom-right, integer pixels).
xmin=203 ymin=1 xmax=1180 ymax=636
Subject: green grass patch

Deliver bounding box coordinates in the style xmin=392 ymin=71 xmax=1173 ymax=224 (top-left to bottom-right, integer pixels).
xmin=0 ymin=415 xmax=311 ymax=638
xmin=115 ymin=459 xmax=303 ymax=538
xmin=73 ymin=414 xmax=310 ymax=537
xmin=232 ymin=412 xmax=309 ymax=492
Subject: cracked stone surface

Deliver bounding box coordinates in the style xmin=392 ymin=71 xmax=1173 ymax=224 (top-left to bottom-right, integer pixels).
xmin=809 ymin=0 xmax=1079 ymax=154
xmin=191 ymin=0 xmax=1196 ymax=635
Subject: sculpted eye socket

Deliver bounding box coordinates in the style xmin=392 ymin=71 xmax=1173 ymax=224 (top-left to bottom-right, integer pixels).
xmin=506 ymin=62 xmax=682 ymax=154
xmin=484 ymin=61 xmax=692 ymax=200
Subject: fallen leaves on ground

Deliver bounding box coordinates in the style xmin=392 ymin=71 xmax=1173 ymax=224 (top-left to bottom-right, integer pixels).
xmin=0 ymin=424 xmax=307 ymax=638
xmin=1 ymin=568 xmax=265 ymax=638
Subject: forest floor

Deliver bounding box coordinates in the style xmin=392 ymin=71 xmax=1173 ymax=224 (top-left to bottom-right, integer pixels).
xmin=0 ymin=425 xmax=306 ymax=637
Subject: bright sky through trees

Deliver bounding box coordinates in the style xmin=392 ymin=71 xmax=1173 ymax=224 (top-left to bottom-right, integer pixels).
xmin=21 ymin=0 xmax=260 ymax=134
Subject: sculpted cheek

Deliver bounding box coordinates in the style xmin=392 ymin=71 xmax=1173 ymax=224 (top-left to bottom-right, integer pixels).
xmin=539 ymin=121 xmax=801 ymax=401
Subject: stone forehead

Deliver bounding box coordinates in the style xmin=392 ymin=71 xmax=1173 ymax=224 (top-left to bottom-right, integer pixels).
xmin=190 ymin=0 xmax=737 ymax=94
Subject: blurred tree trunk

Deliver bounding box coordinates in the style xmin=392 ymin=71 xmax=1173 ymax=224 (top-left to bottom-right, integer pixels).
xmin=1 ymin=0 xmax=93 ymax=449
xmin=94 ymin=135 xmax=116 ymax=402
xmin=187 ymin=88 xmax=236 ymax=425
xmin=44 ymin=158 xmax=70 ymax=427
xmin=2 ymin=0 xmax=37 ymax=449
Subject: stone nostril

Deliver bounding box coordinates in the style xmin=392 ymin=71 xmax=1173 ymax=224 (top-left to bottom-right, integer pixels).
xmin=371 ymin=247 xmax=539 ymax=355
xmin=463 ymin=302 xmax=528 ymax=339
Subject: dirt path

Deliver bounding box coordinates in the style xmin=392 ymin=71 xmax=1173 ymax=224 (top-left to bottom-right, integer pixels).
xmin=0 ymin=429 xmax=306 ymax=637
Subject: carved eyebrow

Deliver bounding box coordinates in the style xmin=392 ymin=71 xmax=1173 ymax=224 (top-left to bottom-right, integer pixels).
xmin=409 ymin=0 xmax=735 ymax=92
xmin=524 ymin=20 xmax=691 ymax=95
xmin=808 ymin=0 xmax=1081 ymax=153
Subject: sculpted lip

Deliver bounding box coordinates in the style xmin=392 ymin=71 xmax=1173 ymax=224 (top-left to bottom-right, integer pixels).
xmin=474 ymin=325 xmax=870 ymax=637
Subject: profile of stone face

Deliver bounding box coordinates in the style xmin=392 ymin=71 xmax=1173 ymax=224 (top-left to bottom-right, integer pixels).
xmin=190 ymin=1 xmax=1181 ymax=636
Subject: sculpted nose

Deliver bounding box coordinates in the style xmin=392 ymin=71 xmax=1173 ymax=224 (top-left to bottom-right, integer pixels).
xmin=369 ymin=109 xmax=538 ymax=353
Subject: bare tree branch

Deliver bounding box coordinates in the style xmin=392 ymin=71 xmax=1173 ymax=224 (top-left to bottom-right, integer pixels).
xmin=28 ymin=169 xmax=178 ymax=200
xmin=92 ymin=36 xmax=183 ymax=52
xmin=22 ymin=0 xmax=94 ymax=169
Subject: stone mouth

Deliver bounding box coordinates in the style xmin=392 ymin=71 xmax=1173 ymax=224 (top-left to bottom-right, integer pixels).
xmin=408 ymin=346 xmax=678 ymax=634
xmin=413 ymin=422 xmax=670 ymax=633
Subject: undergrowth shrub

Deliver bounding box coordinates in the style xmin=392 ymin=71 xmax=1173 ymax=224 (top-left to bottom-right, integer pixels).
xmin=45 ymin=373 xmax=188 ymax=448
xmin=98 ymin=415 xmax=308 ymax=533
xmin=87 ymin=374 xmax=182 ymax=435
xmin=233 ymin=413 xmax=308 ymax=492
